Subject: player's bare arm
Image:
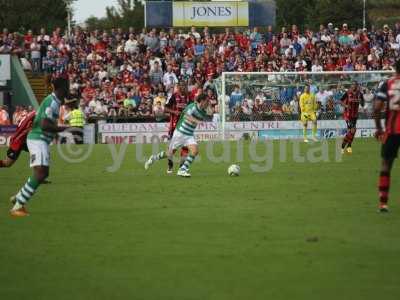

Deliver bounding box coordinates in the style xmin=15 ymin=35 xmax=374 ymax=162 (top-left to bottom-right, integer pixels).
xmin=41 ymin=118 xmax=67 ymax=133
xmin=164 ymin=106 xmax=180 ymax=116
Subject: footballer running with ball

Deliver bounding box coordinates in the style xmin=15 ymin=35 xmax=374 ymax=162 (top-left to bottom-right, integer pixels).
xmin=145 ymin=93 xmax=210 ymax=177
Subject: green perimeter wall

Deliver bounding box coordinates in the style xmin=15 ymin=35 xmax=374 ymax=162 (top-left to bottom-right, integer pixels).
xmin=10 ymin=56 xmax=38 ymax=110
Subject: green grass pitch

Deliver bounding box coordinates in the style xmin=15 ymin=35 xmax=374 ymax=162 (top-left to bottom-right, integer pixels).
xmin=0 ymin=139 xmax=399 ymax=300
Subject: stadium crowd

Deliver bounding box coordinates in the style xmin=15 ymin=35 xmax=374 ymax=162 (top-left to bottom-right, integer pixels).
xmin=1 ymin=22 xmax=400 ymax=124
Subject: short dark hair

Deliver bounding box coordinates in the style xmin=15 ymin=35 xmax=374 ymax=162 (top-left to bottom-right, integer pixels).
xmin=52 ymin=77 xmax=69 ymax=92
xmin=395 ymin=59 xmax=400 ymax=74
xmin=195 ymin=93 xmax=207 ymax=103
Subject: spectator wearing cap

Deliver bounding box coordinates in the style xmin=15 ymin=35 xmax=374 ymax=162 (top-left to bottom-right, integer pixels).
xmin=327 ymin=23 xmax=335 ymax=34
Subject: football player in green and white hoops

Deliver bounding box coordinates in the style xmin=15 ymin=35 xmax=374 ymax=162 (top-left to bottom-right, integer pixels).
xmin=145 ymin=93 xmax=210 ymax=177
xmin=10 ymin=78 xmax=69 ymax=217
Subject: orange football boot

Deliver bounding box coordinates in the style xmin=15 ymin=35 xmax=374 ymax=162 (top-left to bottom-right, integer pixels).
xmin=10 ymin=207 xmax=30 ymax=217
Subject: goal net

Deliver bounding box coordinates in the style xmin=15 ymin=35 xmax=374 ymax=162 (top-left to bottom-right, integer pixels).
xmin=216 ymin=71 xmax=394 ymax=141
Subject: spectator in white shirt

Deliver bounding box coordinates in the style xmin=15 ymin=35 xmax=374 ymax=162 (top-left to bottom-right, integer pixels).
xmin=120 ymin=62 xmax=133 ymax=72
xmin=30 ymin=37 xmax=41 ymax=73
xmin=294 ymin=57 xmax=307 ymax=70
xmin=162 ymin=65 xmax=178 ymax=89
xmin=87 ymin=50 xmax=102 ymax=61
xmin=285 ymin=45 xmax=296 ymax=57
xmin=189 ymin=27 xmax=201 ymax=39
xmin=37 ymin=28 xmax=50 ymax=44
xmin=124 ymin=34 xmax=138 ymax=54
xmin=94 ymin=100 xmax=108 ymax=117
xmin=97 ymin=67 xmax=108 ymax=82
xmin=321 ymin=29 xmax=331 ymax=43
xmin=362 ymin=88 xmax=374 ymax=113
xmin=311 ymin=60 xmax=323 ymax=72
xmin=316 ymin=88 xmax=333 ymax=109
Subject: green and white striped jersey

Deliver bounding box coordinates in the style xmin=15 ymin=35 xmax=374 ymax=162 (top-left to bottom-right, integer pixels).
xmin=27 ymin=94 xmax=61 ymax=144
xmin=176 ymin=102 xmax=208 ymax=136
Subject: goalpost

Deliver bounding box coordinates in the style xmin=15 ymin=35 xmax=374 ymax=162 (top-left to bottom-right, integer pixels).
xmin=217 ymin=71 xmax=394 ymax=141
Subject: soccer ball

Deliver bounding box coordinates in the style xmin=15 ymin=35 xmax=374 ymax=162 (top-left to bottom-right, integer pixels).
xmin=228 ymin=164 xmax=240 ymax=176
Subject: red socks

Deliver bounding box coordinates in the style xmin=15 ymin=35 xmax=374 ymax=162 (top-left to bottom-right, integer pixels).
xmin=378 ymin=171 xmax=391 ymax=204
xmin=180 ymin=147 xmax=189 ymax=158
xmin=342 ymin=131 xmax=355 ymax=149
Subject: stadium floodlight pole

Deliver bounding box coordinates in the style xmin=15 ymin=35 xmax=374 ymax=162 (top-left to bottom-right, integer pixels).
xmin=363 ymin=0 xmax=366 ymax=29
xmin=66 ymin=1 xmax=72 ymax=38
xmin=221 ymin=72 xmax=226 ymax=141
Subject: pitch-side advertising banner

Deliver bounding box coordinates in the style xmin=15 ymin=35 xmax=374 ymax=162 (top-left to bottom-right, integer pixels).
xmin=0 ymin=125 xmax=95 ymax=146
xmin=0 ymin=125 xmax=16 ymax=146
xmin=98 ymin=120 xmax=376 ymax=144
xmin=173 ymin=1 xmax=249 ymax=27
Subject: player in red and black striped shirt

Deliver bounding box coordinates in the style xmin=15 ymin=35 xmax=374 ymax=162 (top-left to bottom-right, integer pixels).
xmin=164 ymin=84 xmax=190 ymax=174
xmin=0 ymin=110 xmax=35 ymax=168
xmin=340 ymin=81 xmax=364 ymax=154
xmin=374 ymin=59 xmax=400 ymax=212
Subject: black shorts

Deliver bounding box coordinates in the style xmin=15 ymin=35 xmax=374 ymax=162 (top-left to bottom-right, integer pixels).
xmin=70 ymin=127 xmax=84 ymax=145
xmin=346 ymin=119 xmax=358 ymax=130
xmin=6 ymin=148 xmax=22 ymax=161
xmin=381 ymin=134 xmax=400 ymax=160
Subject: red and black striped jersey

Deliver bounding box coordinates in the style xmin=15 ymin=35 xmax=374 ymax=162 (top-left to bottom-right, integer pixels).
xmin=165 ymin=92 xmax=189 ymax=134
xmin=165 ymin=92 xmax=189 ymax=113
xmin=341 ymin=89 xmax=364 ymax=120
xmin=377 ymin=75 xmax=400 ymax=135
xmin=9 ymin=111 xmax=36 ymax=151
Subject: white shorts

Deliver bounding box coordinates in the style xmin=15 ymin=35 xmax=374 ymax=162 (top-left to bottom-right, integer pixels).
xmin=168 ymin=130 xmax=197 ymax=152
xmin=27 ymin=139 xmax=50 ymax=167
